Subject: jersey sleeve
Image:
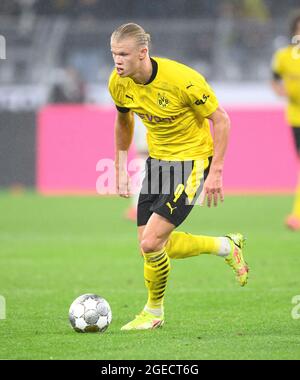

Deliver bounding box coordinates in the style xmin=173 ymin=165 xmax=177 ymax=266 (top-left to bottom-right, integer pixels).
xmin=181 ymin=75 xmax=219 ymax=118
xmin=108 ymin=70 xmax=130 ymax=112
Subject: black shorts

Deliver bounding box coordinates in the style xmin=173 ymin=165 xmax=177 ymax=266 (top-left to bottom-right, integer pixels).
xmin=292 ymin=127 xmax=300 ymax=152
xmin=137 ymin=157 xmax=212 ymax=227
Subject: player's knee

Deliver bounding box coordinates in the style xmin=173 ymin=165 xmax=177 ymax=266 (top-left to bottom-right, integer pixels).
xmin=140 ymin=236 xmax=163 ymax=253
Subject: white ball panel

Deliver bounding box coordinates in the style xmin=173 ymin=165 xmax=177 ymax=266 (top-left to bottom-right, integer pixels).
xmin=72 ymin=303 xmax=85 ymax=318
xmin=75 ymin=317 xmax=88 ymax=331
xmin=97 ymin=316 xmax=109 ymax=330
xmin=83 ymin=298 xmax=99 ymax=311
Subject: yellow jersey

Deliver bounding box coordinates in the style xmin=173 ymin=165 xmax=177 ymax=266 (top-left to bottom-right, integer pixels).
xmin=108 ymin=57 xmax=219 ymax=161
xmin=272 ymin=45 xmax=300 ymax=126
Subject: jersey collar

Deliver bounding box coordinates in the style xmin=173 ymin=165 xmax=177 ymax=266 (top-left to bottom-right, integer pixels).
xmin=143 ymin=58 xmax=158 ymax=85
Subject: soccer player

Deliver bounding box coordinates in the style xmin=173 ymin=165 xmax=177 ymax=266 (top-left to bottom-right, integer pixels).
xmin=271 ymin=14 xmax=300 ymax=231
xmin=109 ymin=23 xmax=249 ymax=331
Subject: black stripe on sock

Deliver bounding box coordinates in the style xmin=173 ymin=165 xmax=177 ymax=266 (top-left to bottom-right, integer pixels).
xmin=155 ymin=280 xmax=168 ymax=287
xmin=157 ymin=274 xmax=169 ymax=282
xmin=155 ymin=289 xmax=165 ymax=296
xmin=151 ymin=258 xmax=168 ymax=269
xmin=157 ymin=263 xmax=170 ymax=273
xmin=154 ymin=283 xmax=167 ymax=292
xmin=153 ymin=289 xmax=166 ymax=297
xmin=146 ymin=251 xmax=166 ymax=263
xmin=152 ymin=293 xmax=165 ymax=300
xmin=149 ymin=252 xmax=166 ymax=263
xmin=154 ymin=254 xmax=166 ymax=262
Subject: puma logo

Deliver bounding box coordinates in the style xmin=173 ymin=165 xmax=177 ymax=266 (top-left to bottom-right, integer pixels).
xmin=166 ymin=202 xmax=177 ymax=215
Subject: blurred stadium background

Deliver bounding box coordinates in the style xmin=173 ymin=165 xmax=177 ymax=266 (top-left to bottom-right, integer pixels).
xmin=0 ymin=0 xmax=299 ymax=192
xmin=1 ymin=0 xmax=300 ymax=360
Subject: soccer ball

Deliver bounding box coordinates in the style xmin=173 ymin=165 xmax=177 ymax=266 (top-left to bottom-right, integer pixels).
xmin=69 ymin=294 xmax=112 ymax=333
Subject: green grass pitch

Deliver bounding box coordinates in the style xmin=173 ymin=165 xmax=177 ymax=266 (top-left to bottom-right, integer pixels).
xmin=0 ymin=192 xmax=300 ymax=360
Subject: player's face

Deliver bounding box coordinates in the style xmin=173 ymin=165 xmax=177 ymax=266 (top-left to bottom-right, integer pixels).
xmin=111 ymin=37 xmax=145 ymax=78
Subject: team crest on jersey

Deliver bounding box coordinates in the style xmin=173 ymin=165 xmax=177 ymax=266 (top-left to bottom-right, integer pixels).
xmin=157 ymin=93 xmax=169 ymax=108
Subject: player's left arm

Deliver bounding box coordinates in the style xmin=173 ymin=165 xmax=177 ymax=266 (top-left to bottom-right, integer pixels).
xmin=200 ymin=106 xmax=231 ymax=208
xmin=181 ymin=74 xmax=230 ymax=207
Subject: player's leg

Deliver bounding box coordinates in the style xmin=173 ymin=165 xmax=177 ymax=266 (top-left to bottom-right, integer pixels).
xmin=121 ymin=156 xmax=171 ymax=330
xmin=286 ymin=127 xmax=300 ymax=231
xmin=121 ymin=214 xmax=173 ymax=330
xmin=140 ymin=213 xmax=173 ymax=317
xmin=137 ymin=225 xmax=146 ymax=256
xmin=166 ymin=231 xmax=232 ymax=258
xmin=153 ymin=157 xmax=248 ymax=286
xmin=136 ymin=196 xmax=229 ymax=261
xmin=138 ymin=225 xmax=145 ymax=245
xmin=165 ymin=231 xmax=248 ymax=286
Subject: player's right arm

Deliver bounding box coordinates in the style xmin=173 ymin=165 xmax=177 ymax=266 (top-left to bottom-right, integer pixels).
xmin=115 ymin=110 xmax=134 ymax=198
xmin=108 ymin=70 xmax=135 ymax=198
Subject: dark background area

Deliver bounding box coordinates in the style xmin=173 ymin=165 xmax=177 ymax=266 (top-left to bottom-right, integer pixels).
xmin=0 ymin=111 xmax=36 ymax=187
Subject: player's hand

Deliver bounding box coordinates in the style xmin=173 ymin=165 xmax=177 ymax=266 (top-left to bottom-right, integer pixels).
xmin=116 ymin=167 xmax=131 ymax=198
xmin=199 ymin=171 xmax=224 ymax=208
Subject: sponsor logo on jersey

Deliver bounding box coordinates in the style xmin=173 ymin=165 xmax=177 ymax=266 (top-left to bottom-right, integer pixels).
xmin=136 ymin=113 xmax=178 ymax=123
xmin=195 ymin=94 xmax=210 ymax=105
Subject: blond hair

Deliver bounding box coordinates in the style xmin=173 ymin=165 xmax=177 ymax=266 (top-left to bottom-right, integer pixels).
xmin=111 ymin=23 xmax=151 ymax=48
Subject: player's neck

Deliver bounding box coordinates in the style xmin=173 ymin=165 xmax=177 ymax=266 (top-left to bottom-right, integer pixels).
xmin=131 ymin=57 xmax=153 ymax=85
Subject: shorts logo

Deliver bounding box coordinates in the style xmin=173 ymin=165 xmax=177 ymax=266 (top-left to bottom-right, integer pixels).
xmin=166 ymin=202 xmax=177 ymax=215
xmin=158 ymin=93 xmax=169 ymax=108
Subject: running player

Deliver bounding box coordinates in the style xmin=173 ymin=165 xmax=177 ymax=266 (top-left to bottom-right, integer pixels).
xmin=109 ymin=23 xmax=249 ymax=330
xmin=271 ymin=14 xmax=300 ymax=231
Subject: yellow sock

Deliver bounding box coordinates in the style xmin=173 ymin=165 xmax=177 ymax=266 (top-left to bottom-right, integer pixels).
xmin=292 ymin=179 xmax=300 ymax=218
xmin=166 ymin=231 xmax=222 ymax=259
xmin=144 ymin=248 xmax=171 ymax=313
